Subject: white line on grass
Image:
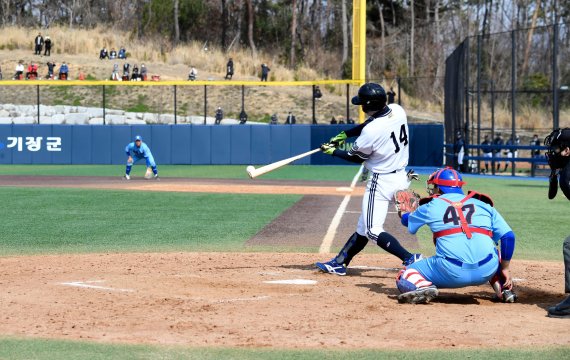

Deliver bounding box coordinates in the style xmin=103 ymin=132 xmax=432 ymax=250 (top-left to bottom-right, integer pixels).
xmin=319 ymin=165 xmax=363 ymax=254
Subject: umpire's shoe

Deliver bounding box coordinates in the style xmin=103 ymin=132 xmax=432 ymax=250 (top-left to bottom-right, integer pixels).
xmin=548 ymin=295 xmax=570 ymax=318
xmin=398 ymin=286 xmax=439 ymax=304
xmin=315 ymin=259 xmax=346 ymax=276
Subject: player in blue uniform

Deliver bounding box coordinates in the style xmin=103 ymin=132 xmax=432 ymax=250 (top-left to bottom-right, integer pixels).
xmin=124 ymin=135 xmax=159 ymax=180
xmin=396 ymin=167 xmax=516 ymax=304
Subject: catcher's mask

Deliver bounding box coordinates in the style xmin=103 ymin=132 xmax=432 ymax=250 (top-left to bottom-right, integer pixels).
xmin=351 ymin=83 xmax=387 ymax=113
xmin=426 ymin=167 xmax=465 ymax=195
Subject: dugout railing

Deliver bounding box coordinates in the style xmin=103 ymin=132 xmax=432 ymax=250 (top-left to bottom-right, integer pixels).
xmin=444 ymin=143 xmax=549 ymax=177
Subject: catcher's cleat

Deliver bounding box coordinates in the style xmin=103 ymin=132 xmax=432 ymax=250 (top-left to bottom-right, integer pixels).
xmin=397 ymin=286 xmax=438 ymax=304
xmin=315 ymin=259 xmax=346 ymax=276
xmin=123 ymin=174 xmax=131 ymax=180
xmin=501 ymin=289 xmax=518 ymax=303
xmin=402 ymin=253 xmax=423 ymax=266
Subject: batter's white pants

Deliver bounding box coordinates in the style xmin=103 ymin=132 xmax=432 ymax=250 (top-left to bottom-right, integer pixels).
xmin=357 ymin=169 xmax=410 ymax=242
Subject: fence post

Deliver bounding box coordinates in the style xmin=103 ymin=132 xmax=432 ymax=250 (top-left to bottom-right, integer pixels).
xmin=511 ymin=30 xmax=516 ymax=176
xmin=102 ymin=85 xmax=106 ymax=125
xmin=552 ymin=22 xmax=559 ymax=130
xmin=397 ymin=76 xmax=401 ymax=105
xmin=36 ymin=85 xmax=40 ymax=124
xmin=174 ymin=85 xmax=177 ymax=125
xmin=312 ymin=85 xmax=316 ymax=124
xmin=203 ymin=85 xmax=207 ymax=125
xmin=241 ymin=85 xmax=245 ymax=112
xmin=346 ymin=84 xmax=350 ymax=122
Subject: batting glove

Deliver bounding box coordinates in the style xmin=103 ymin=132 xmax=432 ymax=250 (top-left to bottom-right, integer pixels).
xmin=329 ymin=131 xmax=347 ymax=146
xmin=320 ymin=143 xmax=336 ymax=155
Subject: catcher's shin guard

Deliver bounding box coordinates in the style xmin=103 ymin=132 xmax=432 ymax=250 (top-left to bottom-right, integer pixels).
xmin=335 ymin=232 xmax=368 ymax=267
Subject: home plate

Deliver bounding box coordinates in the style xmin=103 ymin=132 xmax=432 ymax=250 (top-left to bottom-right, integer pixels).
xmin=264 ymin=279 xmax=317 ymax=285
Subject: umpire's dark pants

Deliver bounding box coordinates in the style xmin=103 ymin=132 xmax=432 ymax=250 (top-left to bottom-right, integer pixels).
xmin=562 ymin=236 xmax=570 ymax=294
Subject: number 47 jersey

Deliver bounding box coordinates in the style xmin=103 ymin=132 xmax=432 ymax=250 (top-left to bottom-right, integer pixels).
xmin=349 ymin=103 xmax=409 ymax=174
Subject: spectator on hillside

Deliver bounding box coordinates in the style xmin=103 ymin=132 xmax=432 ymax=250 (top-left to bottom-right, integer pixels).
xmin=270 ymin=113 xmax=278 ymax=125
xmin=225 ymin=58 xmax=234 ymax=80
xmin=387 ymin=87 xmax=396 ymax=104
xmin=285 ymin=111 xmax=296 ymax=125
xmin=260 ymin=63 xmax=270 ymax=81
xmin=34 ymin=32 xmax=44 ymax=55
xmin=140 ymin=64 xmax=148 ymax=81
xmin=0 ymin=65 xmax=3 ymax=80
xmin=46 ymin=61 xmax=56 ymax=79
xmin=26 ymin=62 xmax=38 ymax=80
xmin=118 ymin=47 xmax=127 ymax=60
xmin=330 ymin=116 xmax=337 ymax=124
xmin=13 ymin=60 xmax=24 ymax=80
xmin=347 ymin=117 xmax=355 ymax=124
xmin=111 ymin=63 xmax=120 ymax=80
xmin=109 ymin=48 xmax=117 ymax=60
xmin=188 ymin=66 xmax=197 ymax=81
xmin=44 ymin=36 xmax=52 ymax=56
xmin=99 ymin=48 xmax=109 ymax=60
xmin=58 ymin=62 xmax=69 ymax=80
xmin=122 ymin=63 xmax=130 ymax=80
xmin=313 ymin=85 xmax=322 ymax=100
xmin=239 ymin=109 xmax=248 ymax=124
xmin=215 ymin=107 xmax=223 ymax=125
xmin=130 ymin=64 xmax=140 ymax=81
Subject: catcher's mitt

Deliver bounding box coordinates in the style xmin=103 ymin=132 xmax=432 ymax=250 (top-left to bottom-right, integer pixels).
xmin=394 ymin=189 xmax=421 ymax=217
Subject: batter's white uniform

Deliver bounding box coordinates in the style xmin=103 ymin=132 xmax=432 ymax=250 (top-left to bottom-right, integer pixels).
xmin=349 ymin=104 xmax=411 ymax=242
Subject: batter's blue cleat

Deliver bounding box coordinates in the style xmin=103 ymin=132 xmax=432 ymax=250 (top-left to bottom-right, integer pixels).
xmin=397 ymin=285 xmax=439 ymax=304
xmin=315 ymin=259 xmax=346 ymax=276
xmin=402 ymin=253 xmax=423 ymax=266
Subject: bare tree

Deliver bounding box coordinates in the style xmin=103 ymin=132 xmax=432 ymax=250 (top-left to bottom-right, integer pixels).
xmin=174 ymin=0 xmax=180 ymax=45
xmin=341 ymin=0 xmax=349 ymax=76
xmin=290 ymin=0 xmax=297 ymax=68
xmin=521 ymin=0 xmax=542 ymax=76
xmin=245 ymin=0 xmax=257 ymax=57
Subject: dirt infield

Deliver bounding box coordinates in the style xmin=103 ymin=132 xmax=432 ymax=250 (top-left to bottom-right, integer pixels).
xmin=0 ymin=175 xmax=568 ymax=350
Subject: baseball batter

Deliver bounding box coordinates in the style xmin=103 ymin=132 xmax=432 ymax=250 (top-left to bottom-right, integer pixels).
xmin=316 ymin=82 xmax=422 ymax=276
xmin=544 ymin=128 xmax=570 ymax=318
xmin=396 ymin=167 xmax=516 ymax=304
xmin=124 ymin=135 xmax=159 ymax=180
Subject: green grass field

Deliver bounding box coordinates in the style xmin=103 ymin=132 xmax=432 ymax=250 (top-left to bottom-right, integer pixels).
xmin=0 ymin=165 xmax=568 ymax=359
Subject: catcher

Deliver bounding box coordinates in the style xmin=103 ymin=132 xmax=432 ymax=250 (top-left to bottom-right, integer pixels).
xmin=544 ymin=128 xmax=570 ymax=318
xmin=394 ymin=167 xmax=517 ymax=304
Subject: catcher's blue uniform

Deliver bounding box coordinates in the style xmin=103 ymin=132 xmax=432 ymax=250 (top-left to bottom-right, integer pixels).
xmin=405 ymin=192 xmax=512 ymax=288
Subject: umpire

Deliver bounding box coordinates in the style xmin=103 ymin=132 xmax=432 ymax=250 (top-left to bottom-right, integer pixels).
xmin=544 ymin=128 xmax=570 ymax=318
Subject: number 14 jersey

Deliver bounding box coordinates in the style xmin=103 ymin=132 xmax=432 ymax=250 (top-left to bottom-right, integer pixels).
xmin=349 ymin=103 xmax=409 ymax=174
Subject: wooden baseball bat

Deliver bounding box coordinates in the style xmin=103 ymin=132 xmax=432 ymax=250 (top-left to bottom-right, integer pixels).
xmin=246 ymin=148 xmax=321 ymax=179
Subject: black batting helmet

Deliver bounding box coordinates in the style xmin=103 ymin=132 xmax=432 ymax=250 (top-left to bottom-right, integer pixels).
xmin=351 ymin=83 xmax=387 ymax=112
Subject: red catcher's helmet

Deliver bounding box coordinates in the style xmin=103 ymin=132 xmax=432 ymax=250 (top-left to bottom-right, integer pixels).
xmin=426 ymin=167 xmax=465 ymax=195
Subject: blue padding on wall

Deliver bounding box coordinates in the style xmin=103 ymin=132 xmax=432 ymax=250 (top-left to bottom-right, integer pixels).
xmin=151 ymin=126 xmax=171 ymax=164
xmin=251 ymin=126 xmax=271 ymax=165
xmin=91 ymin=125 xmax=112 ymax=164
xmin=29 ymin=125 xmax=51 ymax=164
xmin=0 ymin=125 xmax=12 ymax=164
xmin=71 ymin=126 xmax=92 ymax=164
xmin=191 ymin=126 xmax=211 ymax=164
xmin=409 ymin=124 xmax=443 ymax=167
xmin=290 ymin=125 xmax=312 ymax=165
xmin=211 ymin=126 xmax=231 ymax=164
xmin=51 ymin=126 xmax=72 ymax=164
xmin=230 ymin=126 xmax=251 ymax=164
xmin=171 ymin=125 xmax=192 ymax=164
xmin=112 ymin=126 xmax=131 ymax=165
xmin=270 ymin=126 xmax=291 ymax=163
xmin=11 ymin=125 xmax=33 ymax=164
